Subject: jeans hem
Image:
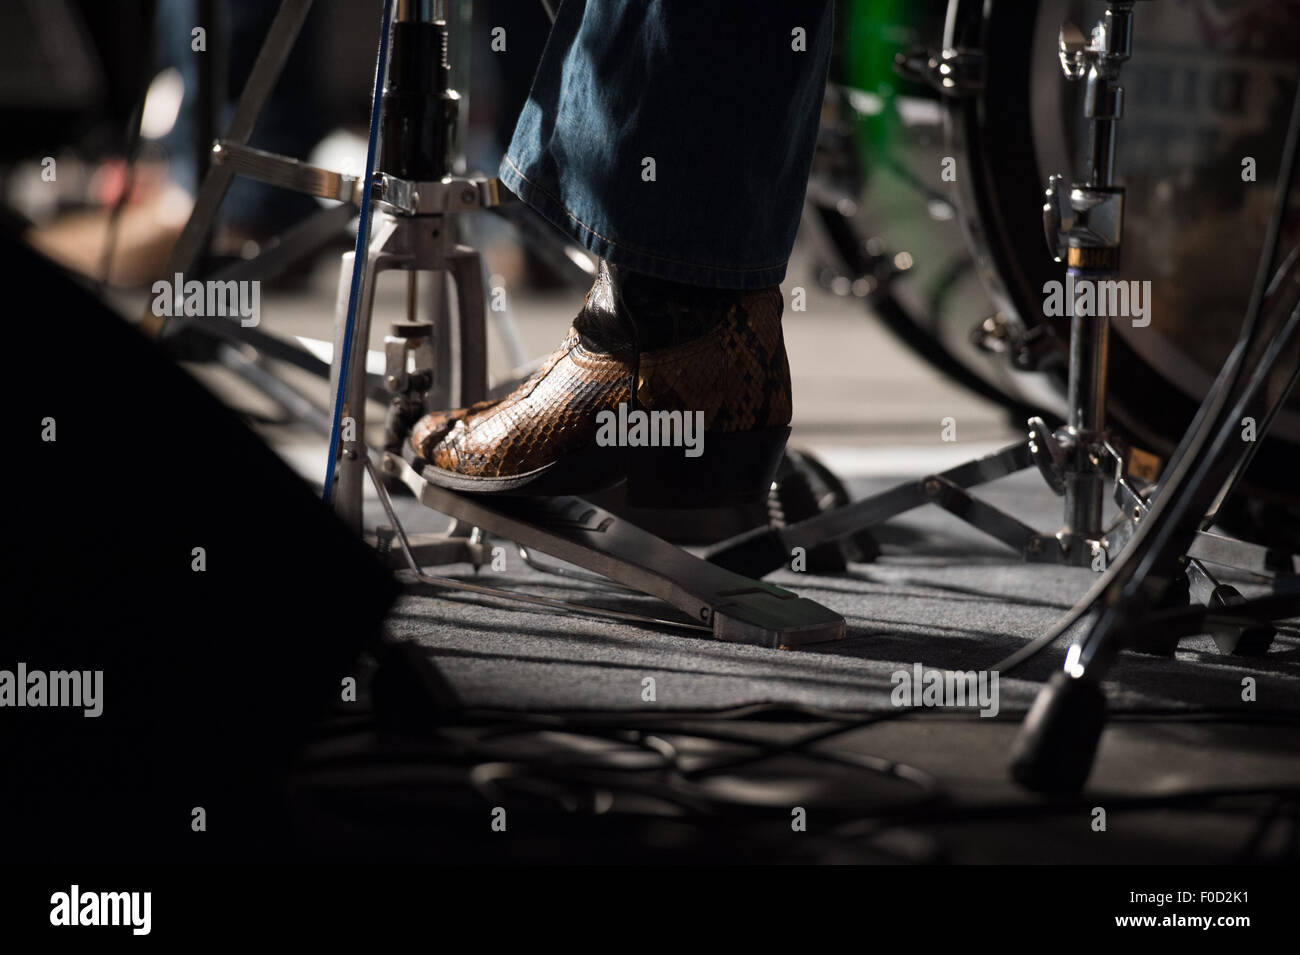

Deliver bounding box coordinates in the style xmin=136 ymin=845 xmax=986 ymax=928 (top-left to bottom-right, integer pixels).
xmin=499 ymin=157 xmax=789 ymax=290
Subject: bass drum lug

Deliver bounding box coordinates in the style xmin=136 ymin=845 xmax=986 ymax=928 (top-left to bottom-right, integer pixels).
xmin=893 ymin=45 xmax=985 ymax=97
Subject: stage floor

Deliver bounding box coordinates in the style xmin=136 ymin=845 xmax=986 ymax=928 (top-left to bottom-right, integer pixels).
xmin=173 ymin=255 xmax=1299 ymax=863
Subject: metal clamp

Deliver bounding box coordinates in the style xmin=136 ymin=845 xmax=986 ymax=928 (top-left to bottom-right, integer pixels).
xmin=383 ymin=320 xmax=435 ymax=393
xmin=1043 ymin=175 xmax=1125 ymax=265
xmin=376 ymin=173 xmax=503 ymax=216
xmin=1042 ymin=0 xmax=1136 ymax=268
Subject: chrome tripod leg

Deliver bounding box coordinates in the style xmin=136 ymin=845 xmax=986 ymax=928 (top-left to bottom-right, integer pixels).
xmin=329 ymin=217 xmax=399 ymax=534
xmin=705 ymin=441 xmax=1035 ymax=578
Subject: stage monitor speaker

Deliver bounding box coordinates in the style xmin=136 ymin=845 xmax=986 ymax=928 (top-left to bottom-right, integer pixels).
xmin=2 ymin=235 xmax=398 ymax=860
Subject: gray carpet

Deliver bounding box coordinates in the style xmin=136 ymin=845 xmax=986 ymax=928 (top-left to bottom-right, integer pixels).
xmin=378 ymin=467 xmax=1300 ymax=718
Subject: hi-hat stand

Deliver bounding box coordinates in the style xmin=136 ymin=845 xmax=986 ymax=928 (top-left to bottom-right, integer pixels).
xmin=143 ymin=0 xmax=494 ymax=567
xmin=149 ymin=0 xmax=846 ymax=650
xmin=706 ymin=0 xmax=1297 ymax=657
xmin=322 ymin=1 xmax=494 ymax=554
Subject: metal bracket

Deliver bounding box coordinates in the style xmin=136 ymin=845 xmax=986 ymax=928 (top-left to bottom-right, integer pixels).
xmin=211 ymin=140 xmax=366 ymax=204
xmin=371 ymin=523 xmax=487 ymax=572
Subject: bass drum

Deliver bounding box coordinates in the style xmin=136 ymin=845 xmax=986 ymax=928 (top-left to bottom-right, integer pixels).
xmin=816 ymin=0 xmax=1300 ymax=536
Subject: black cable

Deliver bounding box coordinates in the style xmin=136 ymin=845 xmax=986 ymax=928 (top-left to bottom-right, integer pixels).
xmin=295 ymin=647 xmax=1300 ymax=862
xmin=301 ymin=704 xmax=1300 ymax=863
xmin=456 ymin=727 xmax=940 ymax=818
xmin=1237 ymin=794 xmax=1290 ymax=863
xmin=306 ymin=697 xmax=1300 ymax=821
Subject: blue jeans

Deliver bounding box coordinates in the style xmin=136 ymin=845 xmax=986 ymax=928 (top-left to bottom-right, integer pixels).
xmin=500 ymin=0 xmax=834 ymax=289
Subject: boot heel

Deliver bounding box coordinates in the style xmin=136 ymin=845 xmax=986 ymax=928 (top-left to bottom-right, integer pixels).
xmin=624 ymin=427 xmax=790 ymax=509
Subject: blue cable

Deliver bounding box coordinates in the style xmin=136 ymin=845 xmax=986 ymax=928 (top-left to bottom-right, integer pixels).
xmin=323 ymin=0 xmax=395 ymax=504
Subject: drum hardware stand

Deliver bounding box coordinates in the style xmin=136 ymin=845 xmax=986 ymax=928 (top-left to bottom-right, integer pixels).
xmin=1011 ymin=276 xmax=1300 ymax=791
xmin=151 ymin=0 xmax=847 ymax=647
xmin=319 ymin=0 xmax=502 ymax=575
xmin=362 ymin=4 xmax=843 ymax=649
xmin=364 ymin=181 xmax=846 ymax=648
xmin=134 ymin=0 xmax=493 ymax=568
xmin=706 ymin=0 xmax=1295 ymax=653
xmin=133 ymin=0 xmax=394 ymax=460
xmin=133 ymin=5 xmax=470 ymax=461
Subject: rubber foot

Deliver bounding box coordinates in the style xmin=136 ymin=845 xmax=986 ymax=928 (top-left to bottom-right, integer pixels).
xmin=1207 ymin=585 xmax=1275 ymax=656
xmin=1129 ymin=572 xmax=1188 ymax=656
xmin=1009 ymin=671 xmax=1107 ymax=794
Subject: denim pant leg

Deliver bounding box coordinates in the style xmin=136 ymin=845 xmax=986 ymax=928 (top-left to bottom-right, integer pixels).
xmin=500 ymin=0 xmax=834 ymax=290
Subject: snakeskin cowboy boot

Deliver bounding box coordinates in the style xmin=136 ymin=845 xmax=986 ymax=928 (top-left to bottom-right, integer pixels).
xmin=404 ymin=261 xmax=792 ymax=507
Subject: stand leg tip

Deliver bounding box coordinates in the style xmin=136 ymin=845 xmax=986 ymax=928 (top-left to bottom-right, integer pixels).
xmin=1009 ymin=671 xmax=1107 ymax=794
xmin=1208 ymin=585 xmax=1276 ymax=656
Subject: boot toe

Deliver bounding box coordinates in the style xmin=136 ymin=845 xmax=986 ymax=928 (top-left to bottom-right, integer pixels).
xmin=410 ymin=408 xmax=469 ymax=461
